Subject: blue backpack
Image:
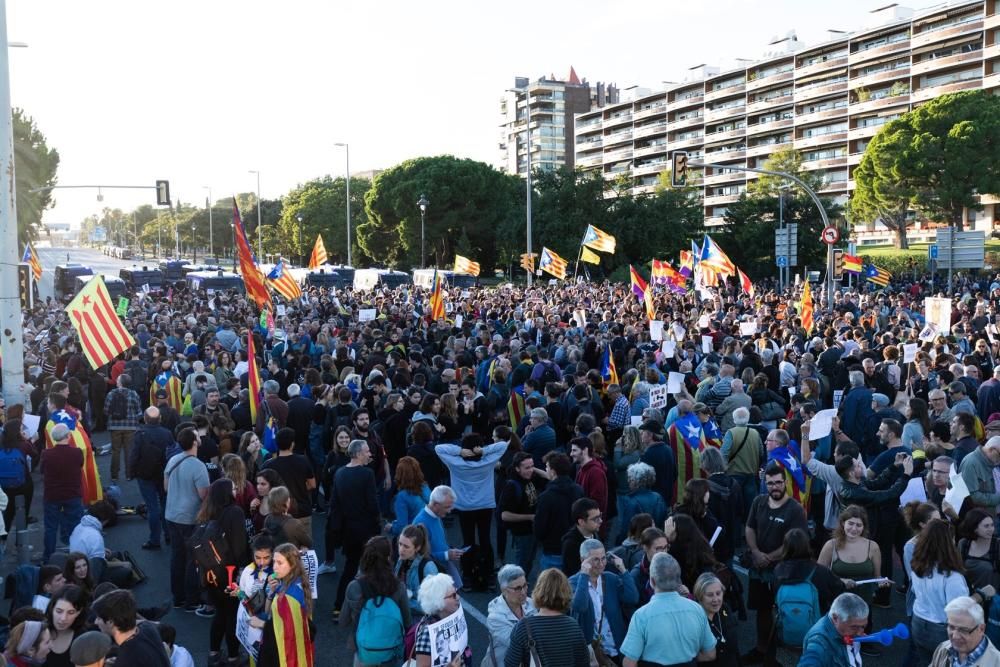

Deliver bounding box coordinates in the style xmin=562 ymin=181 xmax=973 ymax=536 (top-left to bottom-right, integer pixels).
xmin=0 ymin=447 xmax=26 ymax=489
xmin=355 ymin=581 xmax=404 ymax=664
xmin=775 ymin=568 xmax=821 ymax=647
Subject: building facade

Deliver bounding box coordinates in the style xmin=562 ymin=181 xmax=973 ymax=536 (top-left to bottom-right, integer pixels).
xmin=574 ymin=0 xmax=1000 ymax=237
xmin=499 ymin=69 xmax=618 ymax=176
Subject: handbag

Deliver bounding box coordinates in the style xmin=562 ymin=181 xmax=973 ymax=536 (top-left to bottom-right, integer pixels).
xmin=588 ymin=609 xmax=615 ymax=667
xmin=760 ymin=401 xmax=785 ymax=421
xmin=402 ymin=617 xmax=426 ymax=666
xmin=522 ymin=616 xmax=543 ymax=667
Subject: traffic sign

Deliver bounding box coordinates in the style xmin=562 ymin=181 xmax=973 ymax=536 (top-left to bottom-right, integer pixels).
xmin=776 ymin=256 xmax=788 ymax=268
xmin=821 ymin=226 xmax=840 ymax=245
xmin=929 ymin=244 xmax=939 ymax=260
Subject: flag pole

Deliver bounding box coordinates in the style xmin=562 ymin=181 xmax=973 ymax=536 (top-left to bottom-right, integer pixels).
xmin=573 ymin=229 xmax=588 ymax=280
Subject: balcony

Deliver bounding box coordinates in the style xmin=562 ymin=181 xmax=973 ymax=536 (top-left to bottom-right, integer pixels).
xmin=632 ymin=184 xmax=659 ymax=196
xmin=703 ymin=126 xmax=747 ymax=145
xmin=668 ymin=134 xmax=705 ymax=150
xmin=746 ymin=93 xmax=793 ymax=115
xmin=704 ymin=193 xmax=742 ymax=206
xmin=633 ymin=161 xmax=669 ymax=177
xmin=704 ymin=216 xmax=728 ymax=227
xmin=746 ymin=141 xmax=790 ymax=157
xmin=576 ymin=137 xmax=603 ymax=152
xmin=985 ymin=43 xmax=1000 ymax=60
xmin=912 ymin=49 xmax=984 ymax=75
xmin=984 ymin=72 xmax=1000 ymax=88
xmin=849 ymin=37 xmax=911 ymax=65
xmin=746 ymin=69 xmax=794 ymax=92
xmin=603 ymin=147 xmax=633 ymax=162
xmin=987 ymin=13 xmax=1000 ymax=30
xmin=795 ymin=106 xmax=848 ymax=126
xmin=848 ymin=152 xmax=865 ymax=166
xmin=795 ymin=54 xmax=849 ymax=78
xmin=704 ymin=147 xmax=747 ymax=162
xmin=848 ymin=124 xmax=886 ymax=140
xmin=634 ymin=103 xmax=667 ymax=121
xmin=818 ymin=180 xmax=849 ymax=194
xmin=576 ymin=154 xmax=603 ymax=168
xmin=704 ymin=82 xmax=746 ymax=103
xmin=795 ymin=79 xmax=849 ymax=102
xmin=746 ymin=117 xmax=795 ymax=136
xmin=850 ymin=94 xmax=910 ymax=114
xmin=634 ymin=121 xmax=668 ymax=139
xmin=850 ymin=66 xmax=911 ymax=89
xmin=666 ymin=91 xmax=705 ymax=111
xmin=634 ymin=142 xmax=668 ymax=158
xmin=704 ymin=104 xmax=746 ymax=124
xmin=911 ymin=77 xmax=980 ymax=102
xmin=603 ymin=130 xmax=633 ymax=146
xmin=801 ymin=155 xmax=848 ymax=171
xmin=666 ymin=114 xmax=704 ymax=132
xmin=603 ymin=166 xmax=633 ymax=180
xmin=703 ymin=170 xmax=747 ymax=186
xmin=911 ymin=17 xmax=984 ymax=49
xmin=604 ymin=112 xmax=634 ymax=129
xmin=796 ymin=130 xmax=848 ymax=149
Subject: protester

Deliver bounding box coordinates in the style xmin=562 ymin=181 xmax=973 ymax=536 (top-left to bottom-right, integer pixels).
xmin=799 ymin=593 xmax=870 ymax=667
xmin=504 ymin=568 xmax=589 ymax=667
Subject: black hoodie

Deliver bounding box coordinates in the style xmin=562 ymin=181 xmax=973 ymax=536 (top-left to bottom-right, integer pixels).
xmin=533 ymin=475 xmax=584 ymax=555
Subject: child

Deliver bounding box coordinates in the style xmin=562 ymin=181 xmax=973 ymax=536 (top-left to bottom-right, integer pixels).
xmin=234 ymin=535 xmax=275 ymax=663
xmin=158 ymin=624 xmax=194 ymax=667
xmin=32 ymin=565 xmax=65 ymax=612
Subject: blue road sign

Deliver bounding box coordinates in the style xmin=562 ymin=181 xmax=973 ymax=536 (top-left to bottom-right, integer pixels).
xmin=777 ymin=256 xmax=788 ymax=267
xmin=929 ymin=244 xmax=939 ymax=259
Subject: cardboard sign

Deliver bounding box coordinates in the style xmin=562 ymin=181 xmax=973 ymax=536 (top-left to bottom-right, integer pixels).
xmin=702 ymin=335 xmax=713 ymax=353
xmin=455 ymin=315 xmax=463 ymax=328
xmin=924 ymin=297 xmax=952 ymax=335
xmin=115 ymin=297 xmax=129 ymax=316
xmin=358 ymin=308 xmax=376 ymax=322
xmin=650 ymin=384 xmax=668 ymax=410
xmin=739 ymin=321 xmax=758 ymax=337
xmin=276 ymin=304 xmax=286 ymax=317
xmin=902 ymin=343 xmax=919 ymax=364
xmin=650 ymin=320 xmax=664 ymax=341
xmin=667 ymin=372 xmax=685 ymax=395
xmin=662 ymin=340 xmax=676 ymax=358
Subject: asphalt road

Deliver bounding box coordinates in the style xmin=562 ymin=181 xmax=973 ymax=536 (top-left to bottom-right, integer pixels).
xmin=34 ymin=246 xmax=160 ymax=302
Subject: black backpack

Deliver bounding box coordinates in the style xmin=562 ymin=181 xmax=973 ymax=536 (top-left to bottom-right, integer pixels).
xmin=189 ymin=520 xmax=233 ymax=589
xmin=538 ymin=361 xmax=558 ymax=386
xmin=109 ymin=390 xmax=128 ymax=420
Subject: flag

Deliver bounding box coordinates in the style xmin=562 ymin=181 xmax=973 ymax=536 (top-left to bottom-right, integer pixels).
xmin=738 ymin=268 xmax=755 ymax=298
xmin=629 ymin=265 xmax=648 ymax=300
xmin=270 ymin=579 xmax=314 ymax=667
xmin=581 ymin=247 xmax=602 ymax=265
xmin=539 ymin=247 xmax=568 ymax=280
xmin=428 ymin=269 xmax=446 ymax=321
xmin=679 ymin=250 xmax=694 ymax=277
xmin=65 ymin=275 xmax=136 ymax=370
xmin=454 ymin=254 xmax=481 ymax=276
xmin=700 ymin=234 xmax=736 ymax=277
xmin=507 ymin=384 xmax=526 ymax=429
xmin=46 ymin=408 xmax=103 ymax=505
xmin=865 ymin=264 xmax=891 ymax=287
xmin=691 ymin=239 xmax=702 ymax=273
xmin=843 ymin=254 xmax=862 ymax=274
xmin=666 ymin=413 xmax=705 ymax=504
xmin=22 ymin=244 xmax=42 ymax=281
xmin=232 ymin=198 xmax=272 ymax=309
xmin=582 ymin=224 xmax=617 ymax=253
xmin=600 ymin=344 xmax=618 ymax=387
xmin=150 ymin=371 xmax=183 ymax=411
xmin=308 ymin=234 xmax=328 ymax=269
xmin=643 ymin=286 xmax=656 ymax=321
xmin=767 ymin=444 xmax=812 ymax=513
xmin=261 ymin=417 xmax=278 ymax=455
xmin=266 ymin=261 xmax=303 ymax=301
xmin=247 ymin=333 xmax=262 ymax=424
xmin=800 ymin=281 xmax=814 ymax=333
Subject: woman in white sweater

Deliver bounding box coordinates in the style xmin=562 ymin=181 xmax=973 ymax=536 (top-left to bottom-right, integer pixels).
xmin=910 ymin=519 xmax=971 ymax=666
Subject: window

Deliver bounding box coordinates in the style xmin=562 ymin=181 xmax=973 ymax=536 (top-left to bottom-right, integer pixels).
xmin=857 ymin=58 xmax=909 ymax=76
xmin=855 ymin=31 xmax=909 ymax=52
xmin=752 ymin=87 xmax=793 ymax=103
xmin=676 ymin=89 xmax=703 ymax=101
xmin=753 ymin=62 xmax=794 ymax=79
xmin=801 ymin=122 xmax=847 ymax=138
xmin=756 ymin=110 xmax=794 ymax=124
xmin=801 ymin=49 xmax=848 ymax=66
xmin=920 ymin=12 xmax=983 ymax=34
xmin=711 ymin=76 xmax=745 ymax=91
xmin=800 ymin=99 xmax=849 ymax=114
xmin=804 ymin=147 xmax=847 ymax=161
xmin=922 ymin=41 xmax=982 ymax=60
xmin=712 ymin=185 xmax=745 ymax=196
xmin=751 ymin=132 xmax=792 ymax=146
xmin=920 ymin=67 xmax=980 ymax=87
xmin=797 ymin=74 xmax=848 ymax=91
xmin=854 ymin=113 xmax=902 ymax=128
xmin=674 ymin=129 xmax=703 ymax=141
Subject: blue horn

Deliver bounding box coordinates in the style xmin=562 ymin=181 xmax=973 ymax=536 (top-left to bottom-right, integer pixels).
xmin=853 ymin=623 xmax=910 ymax=646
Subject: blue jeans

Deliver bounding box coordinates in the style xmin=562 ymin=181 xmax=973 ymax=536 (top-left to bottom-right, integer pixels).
xmin=539 ymin=553 xmax=563 ymax=573
xmin=731 ymin=473 xmax=759 ymax=524
xmin=511 ymin=533 xmax=537 ymax=580
xmin=167 ymin=521 xmax=199 ymax=606
xmin=137 ymin=479 xmax=164 ymax=545
xmin=43 ymin=498 xmax=84 ymax=560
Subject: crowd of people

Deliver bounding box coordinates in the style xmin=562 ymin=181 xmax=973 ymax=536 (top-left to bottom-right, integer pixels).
xmin=4 ymin=267 xmax=1000 ymax=666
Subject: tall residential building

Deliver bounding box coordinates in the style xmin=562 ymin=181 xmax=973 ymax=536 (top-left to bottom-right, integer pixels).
xmin=499 ymin=69 xmax=619 ymax=176
xmin=575 ymin=0 xmax=1000 ymax=235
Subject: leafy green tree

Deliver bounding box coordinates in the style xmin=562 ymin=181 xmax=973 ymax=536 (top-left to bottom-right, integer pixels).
xmin=745 ymin=146 xmax=824 ymax=197
xmin=530 ymin=168 xmax=608 ymax=263
xmin=360 ymin=155 xmax=522 ymax=272
xmin=14 ymin=108 xmax=59 ymax=245
xmin=851 ymin=90 xmax=1000 ymax=232
xmin=279 ymin=176 xmax=370 ymax=266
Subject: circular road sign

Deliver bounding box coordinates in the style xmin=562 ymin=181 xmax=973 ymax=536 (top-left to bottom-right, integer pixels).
xmin=821 ymin=226 xmax=840 ymax=245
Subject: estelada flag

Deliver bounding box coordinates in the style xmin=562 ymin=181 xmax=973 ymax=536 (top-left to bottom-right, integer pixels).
xmin=581 ymin=247 xmax=601 ymax=265
xmin=666 ymin=412 xmax=704 ymax=505
xmin=582 ymin=224 xmax=616 ymax=253
xmin=247 ymin=333 xmax=262 ymax=424
xmin=270 ymin=579 xmax=314 ymax=667
xmin=428 ymin=269 xmax=446 ymax=321
xmin=232 ymin=198 xmax=272 ymax=309
xmin=800 ymin=280 xmax=814 ymax=333
xmin=454 ymin=254 xmax=481 ymax=277
xmin=599 ymin=343 xmax=618 ymax=387
xmin=267 ymin=260 xmax=302 ymax=301
xmin=738 ymin=268 xmax=755 ymax=298
xmin=45 ymin=407 xmax=103 ymax=505
xmin=768 ymin=444 xmax=812 ymax=513
xmin=22 ymin=244 xmax=42 ymax=281
xmin=308 ymin=234 xmax=328 ymax=269
xmin=865 ymin=264 xmax=892 ymax=287
xmin=65 ymin=275 xmax=136 ymax=370
xmin=150 ymin=371 xmax=183 ymax=411
xmin=539 ymin=247 xmax=568 ymax=280
xmin=507 ymin=384 xmax=526 ymax=429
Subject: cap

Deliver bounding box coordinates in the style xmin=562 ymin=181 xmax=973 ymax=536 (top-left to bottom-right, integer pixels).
xmin=69 ymin=631 xmax=112 ymax=667
xmin=638 ymin=419 xmax=665 ymax=436
xmin=50 ymin=423 xmax=70 ymax=442
xmin=947 ymin=381 xmax=967 ymax=395
xmin=155 ymin=388 xmax=168 ymax=399
xmin=872 ymin=393 xmax=890 ymax=407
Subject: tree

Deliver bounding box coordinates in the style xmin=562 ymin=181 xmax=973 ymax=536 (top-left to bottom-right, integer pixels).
xmin=279 ymin=175 xmax=371 ymax=266
xmin=530 ymin=168 xmax=608 ymax=265
xmin=851 ymin=90 xmax=1000 ymax=232
xmin=746 ymin=146 xmax=823 ymax=197
xmin=14 ymin=108 xmax=60 ymax=245
xmin=848 ymin=132 xmax=913 ymax=249
xmin=359 ymin=155 xmax=522 ymax=272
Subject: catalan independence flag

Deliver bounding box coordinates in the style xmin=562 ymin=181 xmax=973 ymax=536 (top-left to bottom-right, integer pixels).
xmin=46 ymin=408 xmax=103 ymax=505
xmin=428 ymin=268 xmax=446 ymax=321
xmin=308 ymin=234 xmax=328 ymax=269
xmin=580 ymin=247 xmax=602 ymax=265
xmin=582 ymin=224 xmax=616 ymax=254
xmin=270 ymin=578 xmax=314 ymax=667
xmin=22 ymin=244 xmax=42 ymax=281
xmin=843 ymin=254 xmax=862 ymax=274
xmin=454 ymin=254 xmax=481 ymax=277
xmin=247 ymin=333 xmax=262 ymax=425
xmin=266 ymin=260 xmax=302 ymax=301
xmin=865 ymin=263 xmax=891 ymax=287
xmin=767 ymin=444 xmax=812 ymax=513
xmin=65 ymin=275 xmax=136 ymax=370
xmin=233 ymin=198 xmax=272 ymax=309
xmin=599 ymin=343 xmax=618 ymax=387
xmin=151 ymin=370 xmax=183 ymax=412
xmin=800 ymin=280 xmax=814 ymax=333
xmin=700 ymin=234 xmax=736 ymax=277
xmin=666 ymin=413 xmax=704 ymax=504
xmin=539 ymin=247 xmax=568 ymax=280
xmin=507 ymin=384 xmax=526 ymax=429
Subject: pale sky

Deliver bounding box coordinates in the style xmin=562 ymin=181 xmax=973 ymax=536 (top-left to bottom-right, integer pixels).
xmin=8 ymin=0 xmax=903 ymax=227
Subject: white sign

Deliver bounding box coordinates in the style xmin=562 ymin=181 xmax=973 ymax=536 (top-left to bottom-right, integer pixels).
xmin=358 ymin=308 xmax=376 ymax=322
xmin=650 ymin=320 xmax=664 ymax=341
xmin=924 ymin=297 xmax=952 ymax=335
xmin=698 ymin=314 xmax=710 ymax=329
xmin=739 ymin=321 xmax=758 ymax=337
xmin=672 ymin=324 xmax=686 ymax=341
xmin=302 ymin=549 xmax=319 ymax=599
xmin=649 ymin=384 xmax=668 ymax=409
xmin=702 ymin=335 xmax=713 ymax=353
xmin=832 ymin=390 xmax=844 ymax=410
xmin=460 ymin=290 xmax=470 ymax=299
xmin=428 ymin=605 xmax=469 ymax=667
xmin=21 ymin=414 xmax=40 ymax=439
xmin=662 ymin=340 xmax=676 ymax=358
xmin=945 ymin=465 xmax=970 ymax=513
xmin=276 ymin=304 xmax=286 ymax=317
xmin=236 ymin=604 xmax=261 ymax=660
xmin=455 ymin=314 xmax=463 ymax=328
xmin=899 ymin=476 xmax=928 ymax=508
xmin=808 ymin=409 xmax=838 ymax=441
xmin=667 ymin=372 xmax=685 ymax=395
xmin=902 ymin=343 xmax=919 ymax=364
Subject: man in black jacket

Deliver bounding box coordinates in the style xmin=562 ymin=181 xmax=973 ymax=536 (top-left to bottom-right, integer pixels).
xmin=532 ymin=452 xmax=583 ymax=574
xmin=128 ymin=407 xmax=172 ymax=550
xmin=284 ymin=384 xmax=314 ymax=456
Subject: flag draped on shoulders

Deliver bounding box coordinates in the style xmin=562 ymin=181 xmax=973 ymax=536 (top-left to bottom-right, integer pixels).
xmin=247 ymin=333 xmax=262 ymax=424
xmin=233 ymin=199 xmax=272 ymax=309
xmin=270 ymin=579 xmax=313 ymax=667
xmin=600 ymin=344 xmax=618 ymax=387
xmin=800 ymin=281 xmax=814 ymax=333
xmin=150 ymin=371 xmax=183 ymax=411
xmin=666 ymin=412 xmax=705 ymax=504
xmin=767 ymin=444 xmax=811 ymax=512
xmin=46 ymin=408 xmax=103 ymax=505
xmin=507 ymin=384 xmax=526 ymax=429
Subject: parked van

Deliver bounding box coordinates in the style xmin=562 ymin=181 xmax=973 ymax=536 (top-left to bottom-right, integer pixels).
xmin=73 ymin=274 xmax=126 ymax=301
xmin=353 ymin=269 xmax=410 ymax=291
xmin=119 ymin=266 xmax=164 ymax=294
xmin=158 ymin=260 xmax=191 ymax=283
xmin=55 ymin=264 xmax=94 ymax=300
xmin=185 ymin=270 xmax=245 ymax=294
xmin=304 ymin=268 xmax=344 ymax=290
xmin=411 ymin=269 xmax=478 ymax=289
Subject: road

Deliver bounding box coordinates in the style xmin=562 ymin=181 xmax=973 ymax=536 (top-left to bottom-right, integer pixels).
xmin=34 ymin=246 xmax=161 ymax=301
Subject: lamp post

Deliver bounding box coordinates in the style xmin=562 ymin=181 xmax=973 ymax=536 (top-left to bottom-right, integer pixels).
xmin=191 ymin=220 xmax=197 ymax=263
xmin=417 ymin=194 xmax=429 ymax=268
xmin=249 ymin=170 xmax=262 ymax=258
xmin=203 ymin=186 xmax=213 ymax=260
xmin=334 ymin=142 xmax=351 ymax=266
xmin=296 ymin=214 xmax=304 ymax=267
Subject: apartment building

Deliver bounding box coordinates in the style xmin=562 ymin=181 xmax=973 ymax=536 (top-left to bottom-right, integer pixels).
xmin=575 ymin=0 xmax=1000 ymax=231
xmin=499 ymin=69 xmax=619 ymax=177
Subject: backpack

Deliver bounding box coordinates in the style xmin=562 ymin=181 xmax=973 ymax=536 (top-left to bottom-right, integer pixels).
xmin=109 ymin=390 xmax=128 ymax=420
xmin=538 ymin=361 xmax=558 ymax=386
xmin=355 ymin=581 xmax=404 ymax=665
xmin=0 ymin=448 xmax=26 ymax=489
xmin=189 ymin=520 xmax=233 ymax=589
xmin=775 ymin=568 xmax=821 ymax=647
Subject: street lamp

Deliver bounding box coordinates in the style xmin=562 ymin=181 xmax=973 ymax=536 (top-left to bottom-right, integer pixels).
xmin=296 ymin=214 xmax=304 ymax=267
xmin=191 ymin=220 xmax=197 ymax=263
xmin=417 ymin=194 xmax=429 ymax=269
xmin=203 ymin=186 xmax=213 ymax=260
xmin=334 ymin=142 xmax=351 ymax=266
xmin=248 ymin=170 xmax=262 ymax=258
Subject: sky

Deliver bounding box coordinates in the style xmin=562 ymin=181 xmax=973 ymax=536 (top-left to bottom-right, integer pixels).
xmin=7 ymin=0 xmax=911 ymax=228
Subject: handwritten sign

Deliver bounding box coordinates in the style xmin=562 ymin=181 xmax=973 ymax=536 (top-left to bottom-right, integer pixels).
xmin=902 ymin=343 xmax=919 ymax=364
xmin=358 ymin=308 xmax=376 ymax=322
xmin=650 ymin=384 xmax=668 ymax=410
xmin=650 ymin=320 xmax=664 ymax=341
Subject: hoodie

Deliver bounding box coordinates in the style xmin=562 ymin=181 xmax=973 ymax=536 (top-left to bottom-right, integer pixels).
xmin=533 ymin=475 xmax=584 ymax=555
xmin=484 ymin=594 xmax=537 ymax=667
xmin=575 ymin=458 xmax=608 ymax=517
xmin=69 ymin=514 xmax=105 ymax=560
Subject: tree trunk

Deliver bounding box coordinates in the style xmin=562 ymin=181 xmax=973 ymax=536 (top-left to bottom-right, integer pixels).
xmin=953 ymin=207 xmax=965 ymax=232
xmin=893 ymin=224 xmax=910 ymax=250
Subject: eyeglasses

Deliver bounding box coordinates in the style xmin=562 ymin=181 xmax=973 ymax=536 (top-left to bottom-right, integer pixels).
xmin=947 ymin=624 xmax=979 ymax=636
xmin=506 ymin=583 xmax=528 ymax=592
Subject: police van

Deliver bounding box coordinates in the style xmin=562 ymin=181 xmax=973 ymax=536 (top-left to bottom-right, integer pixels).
xmin=157 ymin=260 xmax=190 ymax=283
xmin=304 ymin=268 xmax=345 ymax=290
xmin=185 ymin=270 xmax=245 ymax=294
xmin=353 ymin=269 xmax=410 ymax=291
xmin=327 ymin=265 xmax=355 ymax=286
xmin=411 ymin=269 xmax=477 ymax=289
xmin=55 ymin=264 xmax=94 ymax=300
xmin=73 ymin=274 xmax=127 ymax=301
xmin=119 ymin=266 xmax=164 ymax=294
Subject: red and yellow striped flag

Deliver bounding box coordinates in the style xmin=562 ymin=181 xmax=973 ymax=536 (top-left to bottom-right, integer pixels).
xmin=233 ymin=199 xmax=272 ymax=309
xmin=539 ymin=247 xmax=568 ymax=280
xmin=801 ymin=280 xmax=814 ymax=333
xmin=45 ymin=407 xmax=103 ymax=505
xmin=308 ymin=234 xmax=328 ymax=269
xmin=247 ymin=332 xmax=262 ymax=424
xmin=22 ymin=244 xmax=42 ymax=281
xmin=267 ymin=261 xmax=302 ymax=301
xmin=271 ymin=581 xmax=314 ymax=667
xmin=454 ymin=254 xmax=480 ymax=277
xmin=428 ymin=269 xmax=446 ymax=321
xmin=64 ymin=275 xmax=136 ymax=370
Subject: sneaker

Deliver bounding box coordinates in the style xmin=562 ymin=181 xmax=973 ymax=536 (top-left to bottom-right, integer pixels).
xmin=195 ymin=605 xmax=216 ymax=618
xmin=317 ymin=562 xmax=337 ymax=575
xmin=183 ymin=604 xmax=200 ymax=613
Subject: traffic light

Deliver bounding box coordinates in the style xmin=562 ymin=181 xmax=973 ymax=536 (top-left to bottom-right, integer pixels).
xmin=17 ymin=264 xmax=31 ymax=310
xmin=670 ymin=151 xmax=689 ymax=187
xmin=833 ymin=249 xmax=844 ymax=278
xmin=520 ymin=253 xmax=536 ymax=272
xmin=155 ymin=180 xmax=171 ymax=207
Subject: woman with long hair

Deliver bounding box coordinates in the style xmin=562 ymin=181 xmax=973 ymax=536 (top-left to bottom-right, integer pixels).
xmin=61 ymin=552 xmax=95 ymax=596
xmin=253 ymin=543 xmax=313 ymax=667
xmin=197 ymin=478 xmax=250 ymax=666
xmin=238 ymin=431 xmax=264 ymax=482
xmin=774 ymin=528 xmax=845 ymax=612
xmin=1 ymin=417 xmax=34 ymax=530
xmin=957 ymin=508 xmax=1000 ymax=590
xmin=343 ymin=536 xmax=412 ymax=665
xmin=818 ymin=505 xmax=883 ymax=606
xmin=438 ymin=393 xmax=462 ymax=442
xmin=42 ymin=585 xmax=89 ymax=667
xmin=664 ymin=513 xmax=719 ymax=591
xmin=391 ymin=456 xmax=429 ymax=536
xmin=250 ymin=468 xmax=286 ymax=536
xmin=910 ymin=519 xmax=970 ymax=665
xmin=503 ymin=569 xmax=589 ymax=667
xmin=903 ymin=397 xmax=931 ymax=451
xmin=674 ymin=479 xmax=720 ymax=547
xmin=318 ymin=426 xmax=353 ymax=576
xmin=395 ymin=524 xmax=438 ymax=617
xmin=221 ymin=453 xmax=256 ymax=517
